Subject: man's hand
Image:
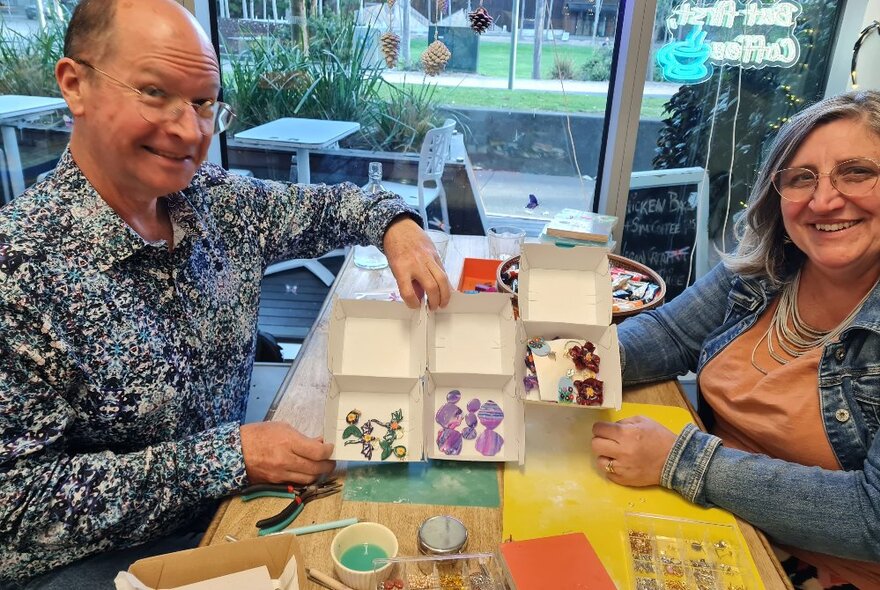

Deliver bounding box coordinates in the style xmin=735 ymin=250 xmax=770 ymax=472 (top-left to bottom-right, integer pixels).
xmin=240 ymin=421 xmax=335 ymax=485
xmin=590 ymin=416 xmax=678 ymax=487
xmin=383 ymin=217 xmax=452 ymax=310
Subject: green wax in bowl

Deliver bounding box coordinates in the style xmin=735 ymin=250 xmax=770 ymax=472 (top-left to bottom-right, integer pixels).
xmin=339 ymin=543 xmax=388 ymax=571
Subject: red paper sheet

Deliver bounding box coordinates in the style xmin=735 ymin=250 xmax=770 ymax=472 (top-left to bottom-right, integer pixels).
xmin=498 ymin=532 xmax=616 ymax=590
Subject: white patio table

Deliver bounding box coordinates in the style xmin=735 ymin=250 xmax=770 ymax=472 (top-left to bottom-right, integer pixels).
xmin=233 ymin=117 xmax=361 ymax=185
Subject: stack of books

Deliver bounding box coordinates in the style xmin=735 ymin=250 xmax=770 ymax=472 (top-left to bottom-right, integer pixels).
xmin=540 ymin=208 xmax=618 ymax=249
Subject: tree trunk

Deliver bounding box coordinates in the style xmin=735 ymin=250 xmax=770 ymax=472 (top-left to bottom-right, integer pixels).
xmin=532 ymin=0 xmax=544 ymax=79
xmin=591 ymin=0 xmax=602 ymax=38
xmin=292 ymin=0 xmax=310 ymax=54
xmin=401 ymin=0 xmax=411 ymax=66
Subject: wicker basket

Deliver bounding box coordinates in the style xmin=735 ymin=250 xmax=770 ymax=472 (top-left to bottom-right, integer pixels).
xmin=496 ymin=253 xmax=666 ymax=323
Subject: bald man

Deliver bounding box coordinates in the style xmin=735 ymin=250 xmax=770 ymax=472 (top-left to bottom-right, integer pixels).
xmin=0 ymin=0 xmax=450 ymax=586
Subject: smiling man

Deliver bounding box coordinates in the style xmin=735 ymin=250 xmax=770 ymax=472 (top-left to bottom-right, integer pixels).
xmin=0 ymin=0 xmax=450 ymax=587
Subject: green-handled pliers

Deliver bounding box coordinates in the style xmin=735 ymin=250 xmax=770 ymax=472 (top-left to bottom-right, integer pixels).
xmin=240 ymin=479 xmax=342 ymax=536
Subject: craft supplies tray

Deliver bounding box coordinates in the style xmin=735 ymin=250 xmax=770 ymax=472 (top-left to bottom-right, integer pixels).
xmin=458 ymin=258 xmax=502 ymax=293
xmin=625 ymin=513 xmax=755 ymax=590
xmin=371 ymin=553 xmax=503 ymax=590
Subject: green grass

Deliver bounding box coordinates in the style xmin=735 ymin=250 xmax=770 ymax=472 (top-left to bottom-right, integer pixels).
xmin=409 ymin=38 xmax=607 ymax=80
xmin=394 ymin=38 xmax=668 ymax=116
xmin=381 ymin=84 xmax=668 ymax=117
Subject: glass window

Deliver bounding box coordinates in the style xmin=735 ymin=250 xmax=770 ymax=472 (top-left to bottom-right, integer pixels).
xmin=216 ymin=0 xmax=646 ymax=235
xmin=0 ymin=1 xmax=74 ymax=204
xmin=620 ymin=0 xmax=847 ymax=298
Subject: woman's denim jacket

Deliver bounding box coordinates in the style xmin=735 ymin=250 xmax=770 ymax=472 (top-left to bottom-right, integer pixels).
xmin=618 ymin=263 xmax=880 ymax=561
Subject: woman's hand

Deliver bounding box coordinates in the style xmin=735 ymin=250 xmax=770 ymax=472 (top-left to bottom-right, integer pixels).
xmin=383 ymin=217 xmax=452 ymax=310
xmin=591 ymin=415 xmax=678 ymax=487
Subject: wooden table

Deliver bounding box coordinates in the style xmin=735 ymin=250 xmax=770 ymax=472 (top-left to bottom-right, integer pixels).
xmin=202 ymin=235 xmax=790 ymax=590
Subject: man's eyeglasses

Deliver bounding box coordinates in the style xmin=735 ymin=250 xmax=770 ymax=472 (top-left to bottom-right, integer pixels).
xmin=772 ymin=157 xmax=880 ymax=202
xmin=73 ymin=59 xmax=236 ymax=136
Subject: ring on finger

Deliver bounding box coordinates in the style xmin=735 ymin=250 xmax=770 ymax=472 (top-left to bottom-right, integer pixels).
xmin=605 ymin=459 xmax=615 ymax=474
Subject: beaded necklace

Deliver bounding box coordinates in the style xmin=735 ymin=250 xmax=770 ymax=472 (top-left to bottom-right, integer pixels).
xmin=750 ymin=269 xmax=878 ymax=375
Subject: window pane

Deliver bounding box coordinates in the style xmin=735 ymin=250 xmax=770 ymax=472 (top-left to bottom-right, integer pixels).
xmin=217 ymin=0 xmax=635 ymax=235
xmin=622 ymin=0 xmax=845 ymax=298
xmin=0 ymin=3 xmax=73 ymax=203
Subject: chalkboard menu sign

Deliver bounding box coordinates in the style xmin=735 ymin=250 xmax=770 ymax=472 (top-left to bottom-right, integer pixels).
xmin=619 ymin=184 xmax=699 ymax=300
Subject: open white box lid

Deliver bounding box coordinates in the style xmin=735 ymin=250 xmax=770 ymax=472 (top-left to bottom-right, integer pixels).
xmin=427 ymin=292 xmax=516 ymax=378
xmin=328 ymin=297 xmax=427 ymax=379
xmin=519 ymin=243 xmax=612 ymax=330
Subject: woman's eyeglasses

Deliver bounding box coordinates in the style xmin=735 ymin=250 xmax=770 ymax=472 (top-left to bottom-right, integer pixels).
xmin=74 ymin=58 xmax=236 ymax=136
xmin=772 ymin=158 xmax=880 ymax=202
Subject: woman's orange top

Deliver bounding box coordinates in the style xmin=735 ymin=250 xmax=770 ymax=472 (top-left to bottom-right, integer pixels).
xmin=700 ymin=299 xmax=880 ymax=588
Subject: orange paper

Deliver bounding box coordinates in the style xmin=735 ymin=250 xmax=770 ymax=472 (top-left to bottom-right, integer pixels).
xmin=499 ymin=532 xmax=615 ymax=590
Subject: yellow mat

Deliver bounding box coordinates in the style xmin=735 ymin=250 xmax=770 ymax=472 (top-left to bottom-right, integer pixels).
xmin=503 ymin=402 xmax=765 ymax=589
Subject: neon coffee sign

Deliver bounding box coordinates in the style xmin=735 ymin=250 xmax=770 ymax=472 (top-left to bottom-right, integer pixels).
xmin=658 ymin=0 xmax=802 ymax=84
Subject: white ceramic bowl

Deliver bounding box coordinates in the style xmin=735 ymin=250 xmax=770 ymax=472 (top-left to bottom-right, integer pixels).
xmin=330 ymin=522 xmax=399 ymax=590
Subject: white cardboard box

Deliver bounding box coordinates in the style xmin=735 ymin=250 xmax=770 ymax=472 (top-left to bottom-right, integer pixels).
xmin=425 ymin=293 xmax=524 ymax=463
xmin=115 ymin=534 xmax=304 ymax=590
xmin=324 ymin=292 xmax=523 ymax=463
xmin=516 ymin=243 xmax=622 ymax=410
xmin=325 ymin=298 xmax=426 ymax=462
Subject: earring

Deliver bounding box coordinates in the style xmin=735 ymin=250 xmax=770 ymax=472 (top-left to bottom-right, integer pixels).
xmin=566 ymin=341 xmax=600 ymax=373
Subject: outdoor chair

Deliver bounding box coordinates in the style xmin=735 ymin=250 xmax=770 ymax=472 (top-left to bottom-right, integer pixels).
xmin=381 ymin=118 xmax=456 ymax=233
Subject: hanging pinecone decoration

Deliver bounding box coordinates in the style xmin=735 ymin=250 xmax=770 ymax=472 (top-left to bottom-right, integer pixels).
xmin=380 ymin=31 xmax=401 ymax=68
xmin=387 ymin=0 xmax=396 ymax=7
xmin=468 ymin=6 xmax=492 ymax=34
xmin=422 ymin=39 xmax=451 ymax=76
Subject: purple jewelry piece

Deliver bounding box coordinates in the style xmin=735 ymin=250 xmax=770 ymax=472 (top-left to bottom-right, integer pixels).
xmin=477 ymin=400 xmax=504 ymax=429
xmin=523 ymin=374 xmax=538 ymax=392
xmin=461 ymin=426 xmax=477 ymax=440
xmin=446 ymin=389 xmax=462 ymax=403
xmin=437 ymin=427 xmax=463 ymax=455
xmin=467 ymin=398 xmax=481 ymax=413
xmin=465 ymin=413 xmax=478 ymax=428
xmin=435 ymin=402 xmax=463 ymax=429
xmin=475 ymin=429 xmax=504 ymax=456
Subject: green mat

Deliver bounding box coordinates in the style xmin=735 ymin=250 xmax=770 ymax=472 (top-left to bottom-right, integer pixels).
xmin=343 ymin=460 xmax=500 ymax=508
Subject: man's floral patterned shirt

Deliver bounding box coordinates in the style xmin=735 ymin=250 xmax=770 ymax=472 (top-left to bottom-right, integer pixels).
xmin=0 ymin=148 xmax=417 ymax=585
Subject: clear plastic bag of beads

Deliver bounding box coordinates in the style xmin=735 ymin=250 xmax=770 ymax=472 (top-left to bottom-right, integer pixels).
xmin=371 ymin=552 xmax=501 ymax=590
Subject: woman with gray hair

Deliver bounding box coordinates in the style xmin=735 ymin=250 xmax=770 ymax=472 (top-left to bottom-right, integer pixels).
xmin=593 ymin=90 xmax=880 ymax=589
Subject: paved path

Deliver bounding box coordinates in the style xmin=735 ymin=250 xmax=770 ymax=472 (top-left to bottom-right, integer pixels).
xmin=382 ymin=70 xmax=681 ymax=98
